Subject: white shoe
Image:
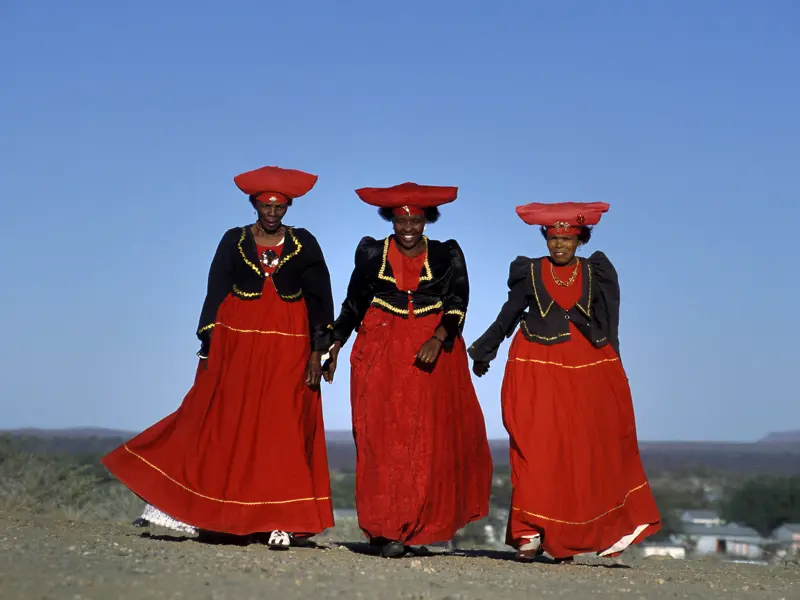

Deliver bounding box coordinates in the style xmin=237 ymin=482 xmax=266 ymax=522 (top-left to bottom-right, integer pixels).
xmin=267 ymin=530 xmax=292 ymax=549
xmin=516 ymin=534 xmax=542 ymax=561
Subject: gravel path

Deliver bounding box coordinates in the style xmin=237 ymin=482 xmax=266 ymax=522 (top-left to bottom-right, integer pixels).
xmin=1 ymin=511 xmax=797 ymax=600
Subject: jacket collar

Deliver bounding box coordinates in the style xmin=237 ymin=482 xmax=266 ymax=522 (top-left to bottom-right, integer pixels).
xmin=377 ymin=236 xmax=433 ymax=287
xmin=238 ymin=225 xmax=303 ymax=278
xmin=531 ymin=257 xmax=592 ymax=317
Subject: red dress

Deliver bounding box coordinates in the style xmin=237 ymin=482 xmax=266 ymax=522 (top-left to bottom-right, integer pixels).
xmin=102 ymin=243 xmax=334 ymax=536
xmin=502 ymin=261 xmax=660 ymax=558
xmin=349 ymin=241 xmax=493 ymax=545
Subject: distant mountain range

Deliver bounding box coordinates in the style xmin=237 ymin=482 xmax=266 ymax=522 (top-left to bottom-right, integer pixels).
xmin=4 ymin=427 xmax=800 ymax=475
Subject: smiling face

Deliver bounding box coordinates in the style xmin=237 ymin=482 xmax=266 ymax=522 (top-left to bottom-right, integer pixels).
xmin=254 ymin=199 xmax=289 ymax=233
xmin=392 ymin=213 xmax=426 ymax=251
xmin=546 ymin=233 xmax=581 ymax=266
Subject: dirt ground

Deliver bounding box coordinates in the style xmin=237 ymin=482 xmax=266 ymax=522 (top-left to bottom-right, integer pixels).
xmin=1 ymin=511 xmax=797 ymax=600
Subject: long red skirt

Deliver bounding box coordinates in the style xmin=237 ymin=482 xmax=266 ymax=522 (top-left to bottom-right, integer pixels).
xmin=102 ymin=281 xmax=334 ymax=536
xmin=350 ymin=307 xmax=493 ymax=546
xmin=502 ymin=326 xmax=661 ymax=558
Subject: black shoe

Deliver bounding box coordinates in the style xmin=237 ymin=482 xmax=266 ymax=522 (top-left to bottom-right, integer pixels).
xmin=380 ymin=540 xmax=406 ymax=558
xmin=132 ymin=518 xmax=150 ymax=528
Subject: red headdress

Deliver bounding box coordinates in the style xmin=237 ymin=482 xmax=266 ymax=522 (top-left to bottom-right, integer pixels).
xmin=515 ymin=202 xmax=610 ymax=235
xmin=234 ymin=166 xmax=318 ymax=204
xmin=355 ymin=182 xmax=458 ymax=216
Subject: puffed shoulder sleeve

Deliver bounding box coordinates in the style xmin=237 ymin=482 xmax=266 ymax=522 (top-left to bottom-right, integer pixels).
xmin=439 ymin=239 xmax=469 ymax=339
xmin=467 ymin=256 xmax=532 ymax=364
xmin=196 ymin=228 xmax=239 ymax=357
xmin=332 ymin=237 xmax=378 ymax=346
xmin=589 ymin=251 xmax=621 ymax=357
xmin=298 ymin=231 xmax=335 ymax=352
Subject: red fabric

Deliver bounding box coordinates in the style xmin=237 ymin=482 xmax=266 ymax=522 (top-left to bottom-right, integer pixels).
xmin=102 ymin=278 xmax=333 ymax=536
xmin=254 ymin=192 xmax=289 ymax=205
xmin=234 ymin=165 xmax=318 ymax=199
xmin=502 ymin=260 xmax=661 ymax=558
xmin=392 ymin=206 xmax=425 ymax=217
xmin=349 ymin=242 xmax=492 ymax=545
xmin=355 ymin=182 xmax=458 ymax=209
xmin=516 ymin=202 xmax=610 ymax=228
xmin=388 ymin=240 xmax=427 ymax=292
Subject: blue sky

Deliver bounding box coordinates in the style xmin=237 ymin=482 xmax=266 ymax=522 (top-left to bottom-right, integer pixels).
xmin=1 ymin=0 xmax=798 ymax=441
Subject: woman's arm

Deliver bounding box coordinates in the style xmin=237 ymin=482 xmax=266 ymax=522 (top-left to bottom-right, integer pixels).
xmin=196 ymin=229 xmax=238 ymax=358
xmin=299 ymin=233 xmax=335 ymax=353
xmin=439 ymin=239 xmax=469 ymax=340
xmin=467 ymin=256 xmax=533 ymax=367
xmin=331 ymin=238 xmax=377 ymax=347
xmin=590 ymin=251 xmax=621 ymax=358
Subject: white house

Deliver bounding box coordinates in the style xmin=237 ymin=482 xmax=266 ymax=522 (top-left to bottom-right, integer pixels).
xmin=680 ymin=509 xmax=724 ymax=527
xmin=772 ymin=523 xmax=800 ymax=553
xmin=678 ymin=523 xmax=765 ymax=559
xmin=640 ymin=543 xmax=687 ymax=560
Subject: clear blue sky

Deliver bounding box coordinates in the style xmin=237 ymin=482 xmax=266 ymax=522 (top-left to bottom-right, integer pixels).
xmin=1 ymin=0 xmax=798 ymax=441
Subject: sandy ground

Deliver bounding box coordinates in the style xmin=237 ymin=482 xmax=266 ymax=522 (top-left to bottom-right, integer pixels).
xmin=1 ymin=511 xmax=798 ymax=600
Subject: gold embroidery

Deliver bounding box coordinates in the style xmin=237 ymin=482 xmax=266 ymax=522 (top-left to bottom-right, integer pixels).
xmin=370 ymin=297 xmax=443 ymax=316
xmin=512 ymin=482 xmax=649 ymax=525
xmin=511 ymin=356 xmax=619 ymax=369
xmin=521 ymin=321 xmax=570 ymax=341
xmin=274 ymin=228 xmax=302 ymax=273
xmin=238 ymin=228 xmax=263 ymax=277
xmin=279 ymin=289 xmax=303 ymax=300
xmin=232 ymin=284 xmax=261 ymax=298
xmin=445 ymin=309 xmax=466 ymax=325
xmin=531 ymin=262 xmax=554 ymax=318
xmin=212 ymin=322 xmax=307 ymax=337
xmin=414 ymin=301 xmax=443 ymax=315
xmin=419 ymin=237 xmax=433 ymax=282
xmin=371 ymin=297 xmax=408 ymax=314
xmin=377 ymin=237 xmax=397 ymax=284
xmin=197 ymin=323 xmax=216 ymax=334
xmin=123 ymin=445 xmax=330 ymax=506
xmin=575 ymin=264 xmax=592 ymax=317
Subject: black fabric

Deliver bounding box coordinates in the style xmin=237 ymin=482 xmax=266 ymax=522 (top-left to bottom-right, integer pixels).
xmin=196 ymin=225 xmax=334 ymax=354
xmin=467 ymin=251 xmax=621 ymax=363
xmin=332 ymin=236 xmax=470 ymax=347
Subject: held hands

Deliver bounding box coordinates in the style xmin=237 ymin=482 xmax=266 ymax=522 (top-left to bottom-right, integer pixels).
xmin=305 ymin=351 xmax=324 ymax=388
xmin=472 ymin=360 xmax=490 ymax=377
xmin=322 ymin=342 xmax=342 ymax=384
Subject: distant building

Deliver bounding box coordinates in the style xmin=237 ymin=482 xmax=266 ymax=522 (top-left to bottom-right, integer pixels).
xmin=640 ymin=543 xmax=687 ymax=560
xmin=678 ymin=523 xmax=765 ymax=559
xmin=680 ymin=509 xmax=724 ymax=527
xmin=772 ymin=523 xmax=800 ymax=553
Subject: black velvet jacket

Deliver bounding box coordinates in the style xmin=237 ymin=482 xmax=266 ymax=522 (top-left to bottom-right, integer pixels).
xmin=468 ymin=251 xmax=621 ymax=363
xmin=197 ymin=225 xmax=334 ymax=355
xmin=332 ymin=236 xmax=469 ymax=347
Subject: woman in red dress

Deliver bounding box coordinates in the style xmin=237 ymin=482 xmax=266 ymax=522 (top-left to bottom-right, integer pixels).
xmin=468 ymin=202 xmax=661 ymax=562
xmin=325 ymin=183 xmax=493 ymax=558
xmin=103 ymin=166 xmax=335 ymax=548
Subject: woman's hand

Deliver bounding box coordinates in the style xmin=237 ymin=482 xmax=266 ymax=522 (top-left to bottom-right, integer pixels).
xmin=322 ymin=342 xmax=342 ymax=384
xmin=472 ymin=361 xmax=490 ymax=377
xmin=417 ymin=336 xmax=444 ymax=364
xmin=305 ymin=351 xmax=324 ymax=388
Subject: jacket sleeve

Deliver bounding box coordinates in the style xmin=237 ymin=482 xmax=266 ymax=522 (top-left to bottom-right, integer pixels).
xmin=332 ymin=237 xmax=377 ymax=346
xmin=299 ymin=233 xmax=335 ymax=352
xmin=196 ymin=229 xmax=238 ymax=357
xmin=439 ymin=239 xmax=469 ymax=339
xmin=590 ymin=251 xmax=621 ymax=358
xmin=467 ymin=257 xmax=532 ymax=364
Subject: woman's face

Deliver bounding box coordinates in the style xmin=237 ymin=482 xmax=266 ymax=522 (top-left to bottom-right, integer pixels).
xmin=254 ymin=200 xmax=288 ymax=233
xmin=547 ymin=234 xmax=580 ymax=266
xmin=393 ymin=214 xmax=426 ymax=250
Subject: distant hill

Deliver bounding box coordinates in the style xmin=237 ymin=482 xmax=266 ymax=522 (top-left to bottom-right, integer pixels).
xmin=4 ymin=427 xmax=800 ymax=475
xmin=760 ymin=429 xmax=800 ymax=443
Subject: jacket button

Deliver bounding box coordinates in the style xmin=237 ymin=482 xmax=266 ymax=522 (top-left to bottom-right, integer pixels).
xmin=565 ymin=314 xmax=570 ymax=320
